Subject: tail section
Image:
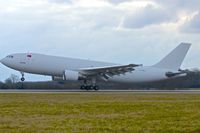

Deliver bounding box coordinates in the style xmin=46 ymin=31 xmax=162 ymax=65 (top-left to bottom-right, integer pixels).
xmin=153 ymin=43 xmax=191 ymax=70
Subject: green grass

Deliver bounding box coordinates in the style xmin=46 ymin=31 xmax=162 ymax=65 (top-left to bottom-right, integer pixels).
xmin=0 ymin=93 xmax=200 ymax=133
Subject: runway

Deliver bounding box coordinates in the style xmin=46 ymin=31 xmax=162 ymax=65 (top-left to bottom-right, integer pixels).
xmin=1 ymin=89 xmax=200 ymax=94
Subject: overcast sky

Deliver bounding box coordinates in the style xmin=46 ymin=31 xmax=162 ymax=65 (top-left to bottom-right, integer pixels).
xmin=0 ymin=0 xmax=200 ymax=81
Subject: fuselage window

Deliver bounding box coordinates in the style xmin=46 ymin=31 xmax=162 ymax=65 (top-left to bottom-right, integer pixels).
xmin=6 ymin=55 xmax=14 ymax=58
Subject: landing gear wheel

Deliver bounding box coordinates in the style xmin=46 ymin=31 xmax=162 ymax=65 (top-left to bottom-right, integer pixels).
xmin=21 ymin=77 xmax=25 ymax=82
xmin=85 ymin=86 xmax=91 ymax=90
xmin=80 ymin=85 xmax=85 ymax=90
xmin=93 ymin=86 xmax=99 ymax=91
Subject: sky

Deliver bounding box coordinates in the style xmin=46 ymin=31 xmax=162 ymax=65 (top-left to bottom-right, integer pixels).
xmin=0 ymin=0 xmax=200 ymax=81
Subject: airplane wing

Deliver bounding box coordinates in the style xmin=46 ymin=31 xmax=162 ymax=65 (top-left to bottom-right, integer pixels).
xmin=79 ymin=64 xmax=142 ymax=80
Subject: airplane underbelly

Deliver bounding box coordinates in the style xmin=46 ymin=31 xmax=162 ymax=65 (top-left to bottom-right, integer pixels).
xmin=110 ymin=68 xmax=167 ymax=83
xmin=19 ymin=62 xmax=63 ymax=76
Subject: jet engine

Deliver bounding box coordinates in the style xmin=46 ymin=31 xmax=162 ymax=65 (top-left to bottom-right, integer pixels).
xmin=64 ymin=70 xmax=80 ymax=81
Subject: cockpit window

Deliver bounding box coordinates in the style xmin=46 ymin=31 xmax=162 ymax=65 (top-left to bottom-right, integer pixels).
xmin=6 ymin=55 xmax=14 ymax=58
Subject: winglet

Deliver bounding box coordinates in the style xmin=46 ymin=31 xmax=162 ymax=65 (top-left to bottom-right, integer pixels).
xmin=153 ymin=43 xmax=191 ymax=70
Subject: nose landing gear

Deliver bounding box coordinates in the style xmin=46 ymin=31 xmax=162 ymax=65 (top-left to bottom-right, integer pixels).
xmin=20 ymin=72 xmax=25 ymax=82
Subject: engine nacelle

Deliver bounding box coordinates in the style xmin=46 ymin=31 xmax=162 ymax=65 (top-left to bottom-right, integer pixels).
xmin=64 ymin=70 xmax=80 ymax=81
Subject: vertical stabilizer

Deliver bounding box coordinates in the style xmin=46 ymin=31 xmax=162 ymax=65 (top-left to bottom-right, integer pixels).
xmin=153 ymin=43 xmax=191 ymax=70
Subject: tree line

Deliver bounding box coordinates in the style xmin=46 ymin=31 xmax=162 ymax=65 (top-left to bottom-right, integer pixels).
xmin=0 ymin=70 xmax=200 ymax=90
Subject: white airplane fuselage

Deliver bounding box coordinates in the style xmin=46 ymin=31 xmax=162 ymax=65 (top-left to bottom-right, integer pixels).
xmin=0 ymin=53 xmax=183 ymax=83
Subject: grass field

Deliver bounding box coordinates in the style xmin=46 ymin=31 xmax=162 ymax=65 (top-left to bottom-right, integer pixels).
xmin=0 ymin=93 xmax=200 ymax=133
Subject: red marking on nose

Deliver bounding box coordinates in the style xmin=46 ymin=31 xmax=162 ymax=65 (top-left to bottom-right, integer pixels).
xmin=27 ymin=54 xmax=32 ymax=58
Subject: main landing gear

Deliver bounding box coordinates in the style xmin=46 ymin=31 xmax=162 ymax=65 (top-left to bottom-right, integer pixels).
xmin=80 ymin=78 xmax=99 ymax=91
xmin=80 ymin=85 xmax=99 ymax=90
xmin=20 ymin=72 xmax=25 ymax=82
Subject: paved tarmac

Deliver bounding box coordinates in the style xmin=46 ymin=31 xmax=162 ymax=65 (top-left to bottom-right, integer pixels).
xmin=0 ymin=89 xmax=200 ymax=94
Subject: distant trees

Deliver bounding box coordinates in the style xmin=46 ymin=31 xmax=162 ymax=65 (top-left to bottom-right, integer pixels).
xmin=5 ymin=74 xmax=20 ymax=84
xmin=3 ymin=74 xmax=20 ymax=89
xmin=0 ymin=81 xmax=4 ymax=89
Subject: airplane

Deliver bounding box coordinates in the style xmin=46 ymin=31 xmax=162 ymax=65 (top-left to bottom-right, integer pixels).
xmin=0 ymin=43 xmax=191 ymax=90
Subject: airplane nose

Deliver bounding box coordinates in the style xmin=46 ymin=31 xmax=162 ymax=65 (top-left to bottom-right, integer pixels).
xmin=0 ymin=58 xmax=5 ymax=64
